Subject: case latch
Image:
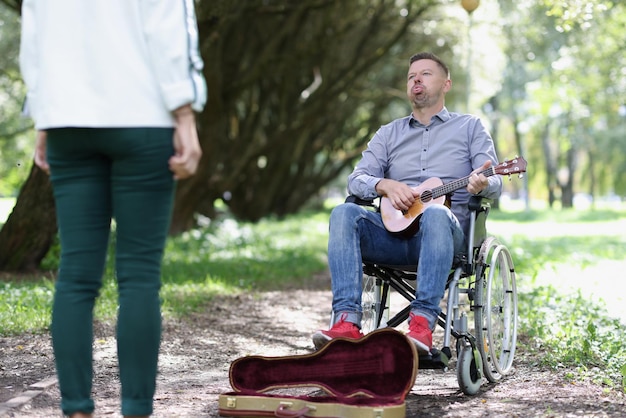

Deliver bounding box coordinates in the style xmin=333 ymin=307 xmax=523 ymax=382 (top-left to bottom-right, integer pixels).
xmin=226 ymin=397 xmax=237 ymax=408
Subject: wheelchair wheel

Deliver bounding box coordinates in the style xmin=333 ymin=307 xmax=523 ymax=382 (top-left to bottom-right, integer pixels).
xmin=474 ymin=237 xmax=518 ymax=383
xmin=361 ymin=274 xmax=389 ymax=334
xmin=456 ymin=341 xmax=483 ymax=395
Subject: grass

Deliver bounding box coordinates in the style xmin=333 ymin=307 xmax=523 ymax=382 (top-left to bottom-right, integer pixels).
xmin=0 ymin=207 xmax=330 ymax=333
xmin=487 ymin=207 xmax=626 ymax=392
xmin=1 ymin=199 xmax=625 ymax=391
xmin=158 ymin=212 xmax=329 ymax=316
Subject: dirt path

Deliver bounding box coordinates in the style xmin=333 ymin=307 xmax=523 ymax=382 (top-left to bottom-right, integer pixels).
xmin=1 ymin=276 xmax=625 ymax=417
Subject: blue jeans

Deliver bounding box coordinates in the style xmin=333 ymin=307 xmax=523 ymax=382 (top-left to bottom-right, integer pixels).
xmin=327 ymin=202 xmax=465 ymax=330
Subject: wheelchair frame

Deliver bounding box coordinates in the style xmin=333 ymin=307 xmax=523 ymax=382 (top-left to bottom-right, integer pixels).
xmin=353 ymin=195 xmax=518 ymax=395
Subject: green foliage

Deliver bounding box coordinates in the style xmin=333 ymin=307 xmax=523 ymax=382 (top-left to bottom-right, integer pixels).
xmin=0 ymin=209 xmax=330 ymax=334
xmin=159 ymin=211 xmax=329 ymax=315
xmin=519 ymin=286 xmax=626 ymax=392
xmin=542 ymin=0 xmax=612 ymax=32
xmin=506 ymin=234 xmax=622 ymax=275
xmin=0 ymin=2 xmax=34 ymax=197
xmin=0 ymin=279 xmax=54 ymax=335
xmin=489 ymin=207 xmax=626 ymax=223
xmin=495 ymin=0 xmax=626 ymax=205
xmin=489 ymin=207 xmax=626 ymax=392
xmin=489 ymin=208 xmax=626 ymax=277
xmin=39 ymin=234 xmax=61 ymax=271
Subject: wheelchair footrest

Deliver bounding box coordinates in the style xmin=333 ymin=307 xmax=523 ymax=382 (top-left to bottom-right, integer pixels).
xmin=418 ymin=347 xmax=449 ymax=370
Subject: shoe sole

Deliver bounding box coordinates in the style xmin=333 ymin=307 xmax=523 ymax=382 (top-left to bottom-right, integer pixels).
xmin=407 ymin=335 xmax=430 ymax=355
xmin=311 ymin=332 xmax=331 ymax=351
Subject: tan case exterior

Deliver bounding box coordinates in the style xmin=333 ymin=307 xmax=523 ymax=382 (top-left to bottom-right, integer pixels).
xmin=218 ymin=393 xmax=406 ymax=418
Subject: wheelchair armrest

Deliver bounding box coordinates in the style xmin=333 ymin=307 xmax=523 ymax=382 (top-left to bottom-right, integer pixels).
xmin=469 ymin=196 xmax=491 ymax=249
xmin=469 ymin=195 xmax=491 ymax=215
xmin=345 ymin=195 xmax=378 ymax=208
xmin=468 ymin=195 xmax=484 ymax=212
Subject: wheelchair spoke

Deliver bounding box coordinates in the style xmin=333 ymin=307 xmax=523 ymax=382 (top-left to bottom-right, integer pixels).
xmin=361 ymin=271 xmax=391 ymax=334
xmin=474 ymin=237 xmax=518 ymax=383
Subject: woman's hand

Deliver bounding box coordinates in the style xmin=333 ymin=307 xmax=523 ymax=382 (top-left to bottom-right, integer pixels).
xmin=34 ymin=130 xmax=50 ymax=174
xmin=169 ymin=105 xmax=202 ymax=180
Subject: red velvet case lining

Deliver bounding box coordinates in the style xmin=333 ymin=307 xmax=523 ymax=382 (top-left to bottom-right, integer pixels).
xmin=228 ymin=328 xmax=418 ymax=401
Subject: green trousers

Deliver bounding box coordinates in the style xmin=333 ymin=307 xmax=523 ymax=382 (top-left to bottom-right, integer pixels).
xmin=46 ymin=127 xmax=176 ymax=416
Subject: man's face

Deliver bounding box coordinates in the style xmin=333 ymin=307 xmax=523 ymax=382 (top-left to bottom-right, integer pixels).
xmin=406 ymin=59 xmax=451 ymax=110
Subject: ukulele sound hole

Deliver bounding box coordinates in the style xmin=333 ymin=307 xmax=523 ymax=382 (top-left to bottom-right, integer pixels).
xmin=420 ymin=190 xmax=433 ymax=202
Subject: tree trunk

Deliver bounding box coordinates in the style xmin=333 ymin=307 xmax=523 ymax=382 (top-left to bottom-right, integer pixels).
xmin=168 ymin=0 xmax=439 ymax=231
xmin=2 ymin=0 xmax=448 ymax=260
xmin=0 ymin=165 xmax=57 ymax=273
xmin=511 ymin=113 xmax=530 ymax=210
xmin=587 ymin=148 xmax=597 ymax=209
xmin=540 ymin=121 xmax=556 ymax=208
xmin=560 ymin=147 xmax=576 ymax=208
xmin=488 ymin=111 xmax=500 ymax=210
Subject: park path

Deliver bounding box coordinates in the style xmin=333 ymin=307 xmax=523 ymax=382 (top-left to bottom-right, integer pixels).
xmin=2 ymin=275 xmax=626 ymax=417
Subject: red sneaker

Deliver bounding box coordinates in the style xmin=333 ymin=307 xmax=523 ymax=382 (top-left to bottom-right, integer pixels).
xmin=312 ymin=315 xmax=363 ymax=350
xmin=407 ymin=313 xmax=432 ymax=354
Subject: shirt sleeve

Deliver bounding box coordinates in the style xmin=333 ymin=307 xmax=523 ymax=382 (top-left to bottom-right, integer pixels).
xmin=347 ymin=127 xmax=389 ymax=200
xmin=139 ymin=0 xmax=207 ymax=112
xmin=469 ymin=118 xmax=502 ymax=199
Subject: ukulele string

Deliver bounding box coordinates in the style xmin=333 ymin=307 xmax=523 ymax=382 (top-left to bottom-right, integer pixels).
xmin=428 ymin=166 xmax=495 ymax=200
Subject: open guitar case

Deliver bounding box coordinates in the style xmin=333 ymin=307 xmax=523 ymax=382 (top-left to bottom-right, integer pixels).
xmin=218 ymin=328 xmax=418 ymax=417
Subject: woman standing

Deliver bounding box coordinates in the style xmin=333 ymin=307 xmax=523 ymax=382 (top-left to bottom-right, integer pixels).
xmin=19 ymin=1 xmax=207 ymax=417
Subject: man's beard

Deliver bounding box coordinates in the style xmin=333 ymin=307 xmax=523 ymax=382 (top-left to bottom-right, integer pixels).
xmin=411 ymin=92 xmax=436 ymax=109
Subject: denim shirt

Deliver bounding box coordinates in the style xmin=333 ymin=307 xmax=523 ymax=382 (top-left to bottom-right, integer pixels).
xmin=347 ymin=107 xmax=502 ymax=235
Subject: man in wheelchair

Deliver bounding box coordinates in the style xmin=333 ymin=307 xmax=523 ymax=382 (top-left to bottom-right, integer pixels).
xmin=312 ymin=52 xmax=502 ymax=355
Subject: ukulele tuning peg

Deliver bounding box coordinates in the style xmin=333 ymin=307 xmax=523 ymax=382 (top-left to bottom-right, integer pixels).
xmin=507 ymin=174 xmax=512 ymax=181
xmin=519 ymin=174 xmax=524 ymax=179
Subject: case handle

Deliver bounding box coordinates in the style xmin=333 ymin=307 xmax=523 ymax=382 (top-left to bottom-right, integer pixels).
xmin=275 ymin=403 xmax=311 ymax=417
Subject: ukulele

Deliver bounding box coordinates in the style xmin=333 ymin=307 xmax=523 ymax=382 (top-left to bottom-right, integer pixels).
xmin=380 ymin=156 xmax=527 ymax=237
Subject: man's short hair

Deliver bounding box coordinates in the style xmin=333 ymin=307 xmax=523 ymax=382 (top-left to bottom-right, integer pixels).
xmin=409 ymin=52 xmax=450 ymax=79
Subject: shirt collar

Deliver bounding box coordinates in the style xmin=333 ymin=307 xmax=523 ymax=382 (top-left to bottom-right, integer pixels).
xmin=408 ymin=107 xmax=451 ymax=127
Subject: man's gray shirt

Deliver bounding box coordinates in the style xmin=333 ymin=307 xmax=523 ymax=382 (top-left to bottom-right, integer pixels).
xmin=348 ymin=107 xmax=502 ymax=235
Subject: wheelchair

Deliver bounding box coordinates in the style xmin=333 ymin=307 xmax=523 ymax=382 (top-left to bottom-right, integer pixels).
xmin=344 ymin=195 xmax=518 ymax=395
